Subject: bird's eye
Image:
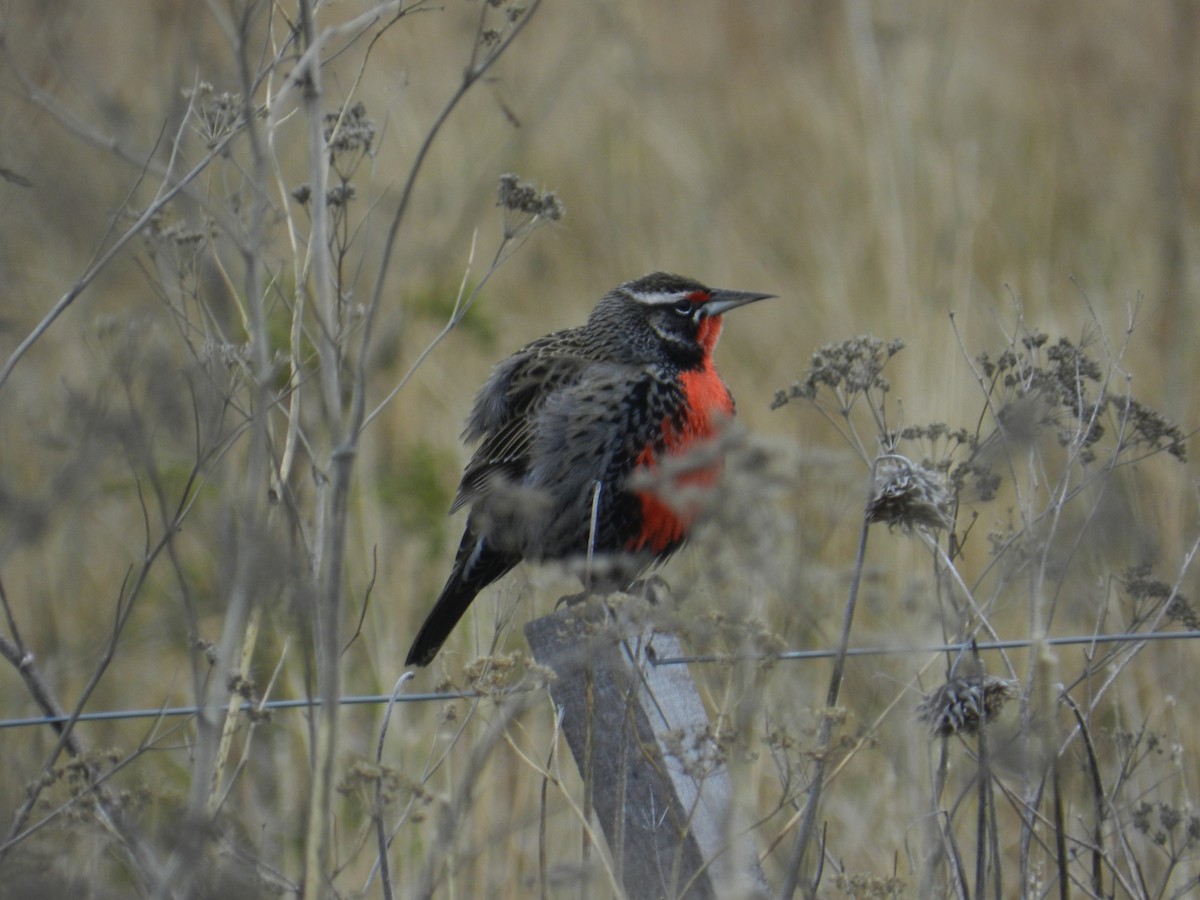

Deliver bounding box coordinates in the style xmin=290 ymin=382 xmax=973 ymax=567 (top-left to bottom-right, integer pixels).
xmin=671 ymin=299 xmax=694 ymax=316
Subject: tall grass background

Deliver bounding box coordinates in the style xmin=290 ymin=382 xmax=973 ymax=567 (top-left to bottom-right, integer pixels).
xmin=0 ymin=1 xmax=1197 ymax=896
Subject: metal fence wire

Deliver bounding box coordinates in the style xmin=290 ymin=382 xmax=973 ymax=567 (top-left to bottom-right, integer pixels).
xmin=2 ymin=628 xmax=1197 ymax=731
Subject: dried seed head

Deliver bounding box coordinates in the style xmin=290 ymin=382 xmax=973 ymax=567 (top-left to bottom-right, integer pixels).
xmin=324 ymin=101 xmax=376 ymax=156
xmin=917 ymin=675 xmax=1016 ymax=737
xmin=867 ymin=454 xmax=954 ymax=532
xmin=496 ymin=172 xmax=565 ymax=238
xmin=184 ymin=82 xmax=243 ymax=148
xmin=772 ymin=335 xmax=903 ymax=409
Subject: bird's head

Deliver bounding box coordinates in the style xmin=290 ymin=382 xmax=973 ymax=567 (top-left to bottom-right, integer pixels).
xmin=593 ymin=272 xmax=774 ymax=366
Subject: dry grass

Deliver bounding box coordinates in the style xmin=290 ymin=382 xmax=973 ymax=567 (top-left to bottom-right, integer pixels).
xmin=0 ymin=0 xmax=1198 ymax=897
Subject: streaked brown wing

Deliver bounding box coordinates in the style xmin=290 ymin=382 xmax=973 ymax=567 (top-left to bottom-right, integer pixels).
xmin=452 ymin=345 xmax=594 ymax=513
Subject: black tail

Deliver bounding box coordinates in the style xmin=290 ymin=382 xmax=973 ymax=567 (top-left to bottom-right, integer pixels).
xmin=405 ymin=532 xmax=518 ymax=666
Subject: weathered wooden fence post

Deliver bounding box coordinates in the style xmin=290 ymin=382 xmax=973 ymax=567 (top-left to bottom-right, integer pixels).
xmin=525 ymin=600 xmax=768 ymax=900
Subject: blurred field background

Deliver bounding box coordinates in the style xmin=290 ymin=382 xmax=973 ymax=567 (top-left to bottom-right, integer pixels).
xmin=0 ymin=0 xmax=1198 ymax=897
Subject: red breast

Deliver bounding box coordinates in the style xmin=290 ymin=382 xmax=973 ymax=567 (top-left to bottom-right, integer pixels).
xmin=628 ymin=317 xmax=733 ymax=554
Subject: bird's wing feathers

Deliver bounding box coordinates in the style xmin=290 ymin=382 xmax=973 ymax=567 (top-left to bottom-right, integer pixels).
xmin=451 ymin=335 xmax=596 ymax=513
xmin=526 ymin=365 xmax=677 ymax=494
xmin=450 ymin=417 xmax=532 ymax=513
xmin=463 ymin=332 xmax=585 ymax=440
xmin=515 ymin=364 xmax=681 ymax=557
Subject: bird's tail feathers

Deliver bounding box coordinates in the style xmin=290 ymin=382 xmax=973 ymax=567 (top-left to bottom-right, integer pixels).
xmin=405 ymin=537 xmax=517 ymax=667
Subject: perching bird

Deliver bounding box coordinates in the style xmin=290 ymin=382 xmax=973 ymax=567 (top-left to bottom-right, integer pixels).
xmin=405 ymin=272 xmax=773 ymax=666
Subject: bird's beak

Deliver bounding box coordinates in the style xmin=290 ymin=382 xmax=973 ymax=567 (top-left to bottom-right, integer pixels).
xmin=700 ymin=289 xmax=776 ymax=318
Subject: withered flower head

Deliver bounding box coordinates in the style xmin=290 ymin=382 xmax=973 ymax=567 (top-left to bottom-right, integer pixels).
xmin=867 ymin=454 xmax=954 ymax=532
xmin=917 ymin=675 xmax=1016 ymax=737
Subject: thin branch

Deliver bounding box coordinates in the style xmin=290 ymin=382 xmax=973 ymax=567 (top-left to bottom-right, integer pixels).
xmin=0 ymin=576 xmax=167 ymax=893
xmin=0 ymin=129 xmax=239 ymax=395
xmin=779 ymin=467 xmax=874 ymax=900
xmin=370 ymin=671 xmax=414 ymax=900
xmin=351 ymin=0 xmax=544 ymax=441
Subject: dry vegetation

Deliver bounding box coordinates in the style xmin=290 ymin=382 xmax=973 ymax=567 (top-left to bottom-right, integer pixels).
xmin=0 ymin=1 xmax=1198 ymax=898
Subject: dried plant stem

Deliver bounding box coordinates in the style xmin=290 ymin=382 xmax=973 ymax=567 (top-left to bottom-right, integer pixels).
xmin=920 ymin=740 xmax=954 ymax=897
xmin=1061 ymin=691 xmax=1105 ymax=897
xmin=972 ymin=652 xmax=1001 ymax=900
xmin=0 ymin=130 xmax=238 ymax=397
xmin=779 ymin=476 xmax=873 ymax=900
xmin=538 ymin=719 xmax=556 ymax=900
xmin=1050 ymin=760 xmax=1069 ymax=900
xmin=500 ymin=707 xmax=622 ymax=897
xmin=581 ymin=664 xmax=595 ymax=900
xmin=924 ymin=535 xmax=1016 ymax=679
xmin=309 ymin=3 xmax=541 ymax=892
xmin=303 ymin=441 xmax=351 ymax=900
xmin=266 ymin=34 xmax=310 ymax=497
xmin=0 ymin=579 xmax=166 ymax=893
xmin=413 ymin=698 xmax=529 ymax=900
xmin=352 ymin=0 xmax=543 ymax=437
xmin=207 ymin=605 xmax=262 ymax=815
xmin=182 ymin=10 xmax=274 ymax=897
xmin=292 ymin=3 xmax=347 ymax=895
xmin=297 ymin=0 xmax=342 ymax=433
xmin=367 ymin=672 xmax=414 ymax=900
xmin=363 ymin=230 xmax=511 ymax=431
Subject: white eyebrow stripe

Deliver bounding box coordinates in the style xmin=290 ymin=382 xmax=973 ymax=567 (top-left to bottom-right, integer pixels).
xmin=631 ymin=291 xmax=699 ymax=306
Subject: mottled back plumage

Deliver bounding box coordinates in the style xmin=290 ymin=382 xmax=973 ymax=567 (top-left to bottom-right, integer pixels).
xmin=406 ymin=272 xmax=773 ymax=666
